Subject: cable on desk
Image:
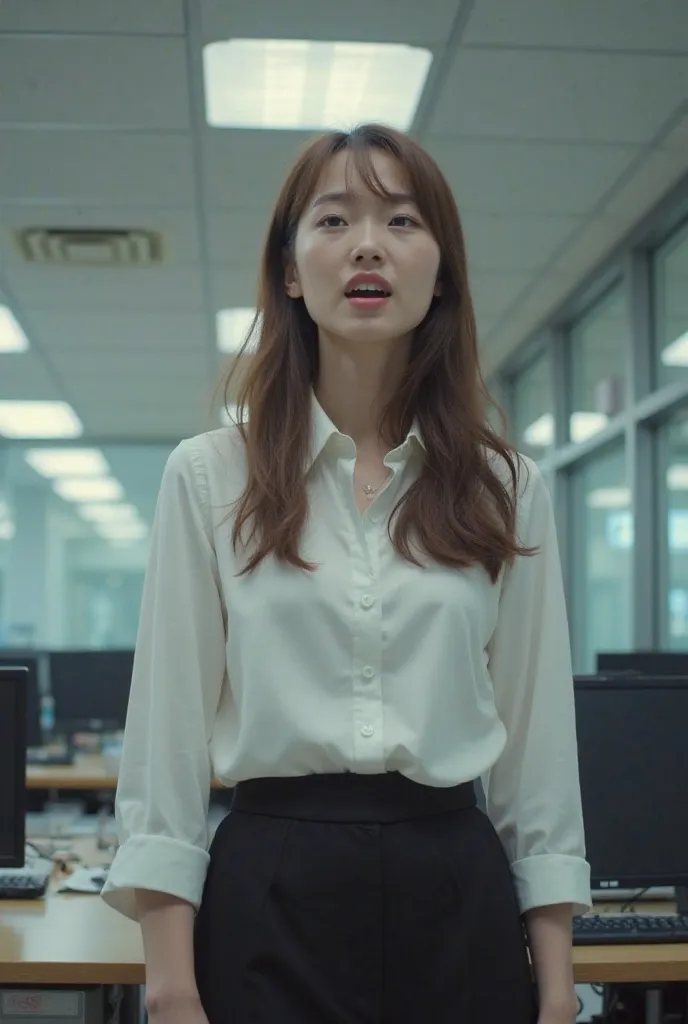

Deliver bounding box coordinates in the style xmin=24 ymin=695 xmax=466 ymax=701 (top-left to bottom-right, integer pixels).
xmin=619 ymin=887 xmax=650 ymax=913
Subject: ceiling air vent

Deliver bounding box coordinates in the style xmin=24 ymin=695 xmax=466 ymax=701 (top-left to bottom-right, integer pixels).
xmin=16 ymin=228 xmax=162 ymax=267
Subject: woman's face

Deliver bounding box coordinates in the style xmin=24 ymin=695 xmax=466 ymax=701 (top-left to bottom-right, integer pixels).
xmin=286 ymin=149 xmax=441 ymax=349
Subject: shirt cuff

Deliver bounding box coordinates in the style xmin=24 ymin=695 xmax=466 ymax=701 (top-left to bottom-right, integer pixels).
xmin=511 ymin=853 xmax=592 ymax=915
xmin=101 ymin=833 xmax=210 ymax=922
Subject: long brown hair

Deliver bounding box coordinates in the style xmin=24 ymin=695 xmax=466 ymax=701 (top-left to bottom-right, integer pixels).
xmin=221 ymin=123 xmax=533 ymax=581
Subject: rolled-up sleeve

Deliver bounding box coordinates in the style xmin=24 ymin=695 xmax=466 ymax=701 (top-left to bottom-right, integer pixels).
xmin=101 ymin=439 xmax=227 ymax=921
xmin=484 ymin=459 xmax=591 ymax=916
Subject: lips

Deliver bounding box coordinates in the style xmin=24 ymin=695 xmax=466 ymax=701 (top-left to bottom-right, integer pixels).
xmin=344 ymin=272 xmax=392 ymax=298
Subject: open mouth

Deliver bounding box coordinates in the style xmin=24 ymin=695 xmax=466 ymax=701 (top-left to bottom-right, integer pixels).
xmin=345 ymin=285 xmax=392 ymax=300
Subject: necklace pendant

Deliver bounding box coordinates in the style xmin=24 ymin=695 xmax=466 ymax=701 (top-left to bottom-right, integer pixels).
xmin=362 ymin=484 xmax=376 ymax=500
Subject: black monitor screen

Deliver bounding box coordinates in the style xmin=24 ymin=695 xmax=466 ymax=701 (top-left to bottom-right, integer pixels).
xmin=0 ymin=653 xmax=41 ymax=747
xmin=50 ymin=649 xmax=134 ymax=731
xmin=574 ymin=675 xmax=688 ymax=891
xmin=0 ymin=667 xmax=27 ymax=868
xmin=597 ymin=650 xmax=688 ymax=677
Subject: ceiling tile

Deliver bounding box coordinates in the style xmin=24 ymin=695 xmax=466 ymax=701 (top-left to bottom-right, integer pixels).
xmin=0 ymin=352 xmax=60 ymax=399
xmin=201 ymin=0 xmax=460 ymax=45
xmin=0 ymin=37 xmax=190 ymax=129
xmin=204 ymin=129 xmax=313 ymax=207
xmin=5 ymin=266 xmax=205 ymax=313
xmin=425 ymin=137 xmax=640 ymax=215
xmin=0 ymin=0 xmax=185 ymax=34
xmin=206 ymin=208 xmax=272 ymax=267
xmin=464 ymin=0 xmax=688 ymax=52
xmin=28 ymin=310 xmax=210 ymax=351
xmin=211 ymin=263 xmax=262 ymax=308
xmin=462 ymin=213 xmax=580 ymax=272
xmin=429 ymin=49 xmax=688 ymax=143
xmin=0 ymin=131 xmax=196 ymax=206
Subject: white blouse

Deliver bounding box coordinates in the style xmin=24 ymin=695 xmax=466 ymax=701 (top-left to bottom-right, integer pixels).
xmin=102 ymin=395 xmax=591 ymax=922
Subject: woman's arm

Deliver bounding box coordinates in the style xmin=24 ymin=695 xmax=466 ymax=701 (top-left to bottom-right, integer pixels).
xmin=482 ymin=459 xmax=591 ymax=1008
xmin=101 ymin=440 xmax=227 ymax=928
xmin=525 ymin=904 xmax=578 ymax=1022
xmin=137 ymin=891 xmax=199 ymax=1010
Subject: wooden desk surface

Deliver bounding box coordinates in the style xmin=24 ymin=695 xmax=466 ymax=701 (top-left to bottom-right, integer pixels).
xmin=0 ymin=839 xmax=143 ymax=985
xmin=1 ymin=876 xmax=688 ymax=987
xmin=26 ymin=755 xmax=225 ymax=792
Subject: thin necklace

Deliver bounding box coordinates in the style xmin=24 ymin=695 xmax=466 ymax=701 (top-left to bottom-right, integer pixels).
xmin=362 ymin=474 xmax=391 ymax=501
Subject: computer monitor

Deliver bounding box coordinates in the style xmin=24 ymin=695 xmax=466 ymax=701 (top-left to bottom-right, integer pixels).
xmin=597 ymin=650 xmax=688 ymax=677
xmin=49 ymin=649 xmax=134 ymax=732
xmin=0 ymin=666 xmax=27 ymax=868
xmin=574 ymin=674 xmax=688 ymax=897
xmin=0 ymin=653 xmax=41 ymax=747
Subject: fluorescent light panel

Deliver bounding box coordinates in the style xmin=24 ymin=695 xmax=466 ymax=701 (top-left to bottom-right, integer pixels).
xmin=54 ymin=477 xmax=123 ymax=502
xmin=570 ymin=411 xmax=608 ymax=444
xmin=523 ymin=413 xmax=554 ymax=448
xmin=0 ymin=401 xmax=82 ymax=439
xmin=0 ymin=306 xmax=29 ymax=353
xmin=661 ymin=330 xmax=688 ymax=367
xmin=216 ymin=308 xmax=260 ymax=354
xmin=667 ymin=464 xmax=688 ymax=491
xmin=79 ymin=503 xmax=139 ymax=524
xmin=25 ymin=448 xmax=109 ymax=479
xmin=587 ymin=487 xmax=631 ymax=510
xmin=95 ymin=521 xmax=148 ymax=541
xmin=203 ymin=39 xmax=433 ymax=131
xmin=0 ymin=520 xmax=15 ymax=540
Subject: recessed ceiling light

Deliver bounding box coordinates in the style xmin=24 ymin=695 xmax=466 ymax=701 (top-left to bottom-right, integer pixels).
xmin=0 ymin=401 xmax=82 ymax=439
xmin=216 ymin=308 xmax=261 ymax=354
xmin=0 ymin=306 xmax=29 ymax=353
xmin=661 ymin=331 xmax=688 ymax=367
xmin=570 ymin=411 xmax=608 ymax=444
xmin=586 ymin=487 xmax=632 ymax=510
xmin=54 ymin=477 xmax=123 ymax=502
xmin=25 ymin=448 xmax=109 ymax=478
xmin=79 ymin=503 xmax=139 ymax=523
xmin=0 ymin=520 xmax=15 ymax=541
xmin=522 ymin=413 xmax=554 ymax=448
xmin=667 ymin=464 xmax=688 ymax=491
xmin=203 ymin=38 xmax=433 ymax=131
xmin=95 ymin=521 xmax=148 ymax=541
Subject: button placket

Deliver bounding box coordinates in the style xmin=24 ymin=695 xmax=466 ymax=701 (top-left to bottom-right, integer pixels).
xmin=351 ymin=515 xmax=384 ymax=769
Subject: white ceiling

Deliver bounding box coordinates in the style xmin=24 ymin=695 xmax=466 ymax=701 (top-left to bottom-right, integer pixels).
xmin=0 ymin=0 xmax=686 ymax=442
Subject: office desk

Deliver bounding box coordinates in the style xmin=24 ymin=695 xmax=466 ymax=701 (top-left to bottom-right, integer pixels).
xmin=2 ymin=884 xmax=687 ymax=989
xmin=26 ymin=755 xmax=226 ymax=792
xmin=26 ymin=756 xmax=118 ymax=792
xmin=0 ymin=893 xmax=143 ymax=986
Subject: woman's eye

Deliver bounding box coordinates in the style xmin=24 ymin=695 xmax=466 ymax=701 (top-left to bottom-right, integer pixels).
xmin=390 ymin=214 xmax=418 ymax=228
xmin=318 ymin=215 xmax=346 ymax=228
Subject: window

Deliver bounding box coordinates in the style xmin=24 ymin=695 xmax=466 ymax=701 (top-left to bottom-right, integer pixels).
xmin=511 ymin=351 xmax=553 ymax=461
xmin=658 ymin=409 xmax=688 ymax=648
xmin=655 ymin=221 xmax=688 ymax=388
xmin=570 ymin=445 xmax=632 ymax=673
xmin=569 ymin=286 xmax=628 ymax=444
xmin=0 ymin=443 xmax=173 ymax=650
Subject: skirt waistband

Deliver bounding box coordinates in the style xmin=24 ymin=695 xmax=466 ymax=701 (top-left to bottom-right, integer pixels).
xmin=230 ymin=771 xmax=477 ymax=823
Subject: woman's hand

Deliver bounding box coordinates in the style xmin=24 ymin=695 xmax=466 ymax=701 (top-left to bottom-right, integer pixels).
xmin=146 ymin=991 xmax=210 ymax=1024
xmin=537 ymin=993 xmax=579 ymax=1024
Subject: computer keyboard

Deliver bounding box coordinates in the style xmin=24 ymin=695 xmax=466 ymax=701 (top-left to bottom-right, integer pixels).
xmin=573 ymin=912 xmax=688 ymax=945
xmin=0 ymin=872 xmax=48 ymax=900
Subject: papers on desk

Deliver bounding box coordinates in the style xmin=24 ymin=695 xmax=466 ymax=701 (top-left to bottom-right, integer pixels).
xmin=57 ymin=866 xmax=109 ymax=894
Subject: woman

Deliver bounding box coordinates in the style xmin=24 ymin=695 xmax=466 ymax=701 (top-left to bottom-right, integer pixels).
xmin=102 ymin=123 xmax=591 ymax=1024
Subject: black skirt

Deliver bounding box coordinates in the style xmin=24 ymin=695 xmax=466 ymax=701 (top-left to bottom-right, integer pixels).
xmin=194 ymin=771 xmax=537 ymax=1024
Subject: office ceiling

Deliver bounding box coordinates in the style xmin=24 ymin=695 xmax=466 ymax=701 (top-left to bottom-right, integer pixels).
xmin=0 ymin=0 xmax=687 ymax=443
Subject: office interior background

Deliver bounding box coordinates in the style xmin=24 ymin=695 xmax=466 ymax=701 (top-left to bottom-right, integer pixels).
xmin=0 ymin=4 xmax=687 ymax=664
